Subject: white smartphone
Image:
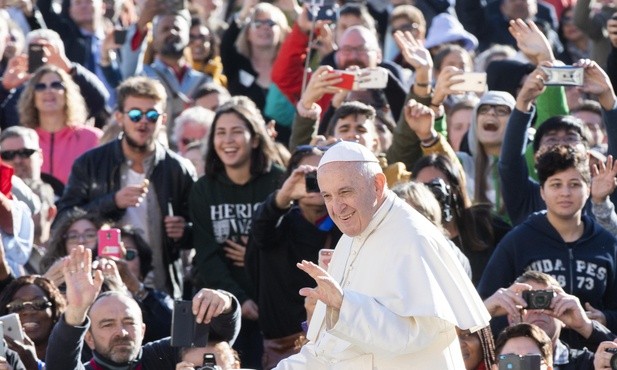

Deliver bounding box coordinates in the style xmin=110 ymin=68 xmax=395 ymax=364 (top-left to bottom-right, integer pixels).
xmin=0 ymin=313 xmax=24 ymax=342
xmin=451 ymin=72 xmax=487 ymax=93
xmin=354 ymin=67 xmax=388 ymax=90
xmin=318 ymin=249 xmax=334 ymax=270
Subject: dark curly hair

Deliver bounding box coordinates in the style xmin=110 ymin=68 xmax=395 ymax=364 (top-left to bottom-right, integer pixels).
xmin=535 ymin=144 xmax=590 ymax=187
xmin=0 ymin=275 xmax=66 ymax=324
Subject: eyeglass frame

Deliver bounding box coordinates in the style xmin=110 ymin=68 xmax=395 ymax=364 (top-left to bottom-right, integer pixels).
xmin=6 ymin=297 xmax=53 ymax=313
xmin=477 ymin=104 xmax=512 ymax=117
xmin=33 ymin=81 xmax=65 ymax=92
xmin=124 ymin=108 xmax=162 ymax=124
xmin=0 ymin=148 xmax=38 ymax=161
xmin=64 ymin=230 xmax=98 ymax=245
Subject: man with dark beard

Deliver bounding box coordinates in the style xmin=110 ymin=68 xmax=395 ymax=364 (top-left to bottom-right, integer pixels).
xmin=56 ymin=76 xmax=196 ymax=299
xmin=140 ymin=11 xmax=212 ymax=144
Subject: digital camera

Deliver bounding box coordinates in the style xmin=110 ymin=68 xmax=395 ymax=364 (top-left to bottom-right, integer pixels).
xmin=522 ymin=289 xmax=555 ymax=310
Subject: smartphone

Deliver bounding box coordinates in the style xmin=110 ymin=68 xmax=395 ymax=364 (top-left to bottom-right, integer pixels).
xmin=171 ymin=300 xmax=209 ymax=347
xmin=113 ymin=29 xmax=128 ymax=45
xmin=540 ymin=65 xmax=584 ymax=86
xmin=450 ymin=72 xmax=487 ymax=93
xmin=498 ymin=354 xmax=541 ymax=370
xmin=307 ymin=4 xmax=339 ymax=22
xmin=318 ymin=249 xmax=333 ymax=270
xmin=163 ymin=0 xmax=186 ymax=12
xmin=305 ymin=171 xmax=320 ymax=193
xmin=28 ymin=44 xmax=45 ymax=74
xmin=354 ymin=67 xmax=388 ymax=90
xmin=0 ymin=313 xmax=25 ymax=342
xmin=97 ymin=228 xmax=122 ymax=258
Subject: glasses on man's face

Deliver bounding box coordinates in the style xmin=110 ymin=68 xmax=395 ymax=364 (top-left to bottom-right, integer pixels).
xmin=0 ymin=148 xmax=37 ymax=161
xmin=541 ymin=133 xmax=583 ymax=147
xmin=477 ymin=104 xmax=511 ymax=117
xmin=251 ymin=19 xmax=276 ymax=28
xmin=6 ymin=297 xmax=52 ymax=313
xmin=125 ymin=109 xmax=161 ymax=124
xmin=125 ymin=249 xmax=138 ymax=261
xmin=34 ymin=81 xmax=65 ymax=92
xmin=338 ymin=45 xmax=372 ymax=56
xmin=64 ymin=231 xmax=97 ymax=245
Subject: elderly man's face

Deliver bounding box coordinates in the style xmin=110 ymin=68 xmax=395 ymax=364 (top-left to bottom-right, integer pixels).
xmin=335 ymin=28 xmax=380 ymax=69
xmin=317 ymin=162 xmax=382 ymax=236
xmin=85 ymin=295 xmax=145 ymax=364
xmin=0 ymin=136 xmax=42 ymax=180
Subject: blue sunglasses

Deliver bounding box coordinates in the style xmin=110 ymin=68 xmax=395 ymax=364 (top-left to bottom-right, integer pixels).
xmin=125 ymin=109 xmax=161 ymax=123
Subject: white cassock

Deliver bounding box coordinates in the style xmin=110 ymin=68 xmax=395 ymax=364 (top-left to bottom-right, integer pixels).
xmin=275 ymin=191 xmax=490 ymax=370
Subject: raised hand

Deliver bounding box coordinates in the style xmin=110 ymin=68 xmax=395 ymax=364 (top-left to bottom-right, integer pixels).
xmin=515 ymin=64 xmax=548 ymax=112
xmin=591 ymin=155 xmax=617 ymax=204
xmin=301 ymin=65 xmax=344 ymax=108
xmin=298 ymin=260 xmax=343 ymax=310
xmin=2 ymin=55 xmax=29 ymax=90
xmin=63 ymin=246 xmax=104 ymax=326
xmin=483 ymin=282 xmax=532 ymax=318
xmin=431 ymin=66 xmax=465 ymax=107
xmin=574 ymin=59 xmax=616 ymax=110
xmin=585 ymin=302 xmax=607 ymax=326
xmin=549 ymin=287 xmax=593 ymax=338
xmin=393 ymin=30 xmax=433 ymax=71
xmin=508 ymin=18 xmax=554 ymax=64
xmin=192 ymin=288 xmax=233 ymax=324
xmin=403 ymin=99 xmax=436 ymax=142
xmin=275 ymin=164 xmax=318 ymax=208
xmin=43 ymin=257 xmax=68 ymax=288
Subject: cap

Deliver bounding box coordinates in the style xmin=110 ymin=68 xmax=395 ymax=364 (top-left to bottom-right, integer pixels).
xmin=318 ymin=141 xmax=379 ymax=169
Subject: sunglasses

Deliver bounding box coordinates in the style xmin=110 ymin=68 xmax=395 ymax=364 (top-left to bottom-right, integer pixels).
xmin=125 ymin=249 xmax=138 ymax=261
xmin=6 ymin=297 xmax=52 ymax=313
xmin=251 ymin=19 xmax=276 ymax=28
xmin=0 ymin=148 xmax=37 ymax=161
xmin=34 ymin=81 xmax=65 ymax=92
xmin=125 ymin=109 xmax=161 ymax=123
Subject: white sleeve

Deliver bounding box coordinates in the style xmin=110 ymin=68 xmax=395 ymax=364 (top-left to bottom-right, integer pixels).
xmin=2 ymin=200 xmax=34 ymax=273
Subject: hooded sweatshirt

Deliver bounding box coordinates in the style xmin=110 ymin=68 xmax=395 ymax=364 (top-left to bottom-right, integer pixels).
xmin=478 ymin=212 xmax=617 ymax=332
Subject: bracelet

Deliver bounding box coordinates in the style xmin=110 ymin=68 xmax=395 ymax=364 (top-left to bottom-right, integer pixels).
xmin=429 ymin=102 xmax=441 ymax=108
xmin=415 ymin=82 xmax=430 ymax=87
xmin=421 ymin=134 xmax=439 ymax=147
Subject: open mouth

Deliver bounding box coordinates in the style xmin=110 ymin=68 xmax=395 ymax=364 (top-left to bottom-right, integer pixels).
xmin=482 ymin=123 xmax=499 ymax=132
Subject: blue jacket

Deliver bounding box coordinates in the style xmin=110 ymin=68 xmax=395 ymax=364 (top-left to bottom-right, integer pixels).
xmin=478 ymin=212 xmax=617 ymax=332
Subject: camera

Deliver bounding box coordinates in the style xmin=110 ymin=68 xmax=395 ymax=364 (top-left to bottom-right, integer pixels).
xmin=498 ymin=354 xmax=541 ymax=370
xmin=196 ymin=353 xmax=220 ymax=370
xmin=522 ymin=289 xmax=555 ymax=310
xmin=305 ymin=171 xmax=320 ymax=193
xmin=424 ymin=178 xmax=453 ymax=222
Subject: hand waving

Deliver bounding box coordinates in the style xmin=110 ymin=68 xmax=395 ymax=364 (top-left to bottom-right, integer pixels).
xmin=508 ymin=19 xmax=554 ymax=64
xmin=591 ymin=155 xmax=617 ymax=204
xmin=298 ymin=260 xmax=343 ymax=310
xmin=63 ymin=246 xmax=103 ymax=326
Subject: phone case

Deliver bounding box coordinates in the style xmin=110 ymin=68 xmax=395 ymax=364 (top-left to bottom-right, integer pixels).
xmin=0 ymin=313 xmax=24 ymax=342
xmin=451 ymin=72 xmax=487 ymax=93
xmin=171 ymin=301 xmax=209 ymax=347
xmin=332 ymin=71 xmax=355 ymax=90
xmin=97 ymin=229 xmax=122 ymax=258
xmin=318 ymin=249 xmax=334 ymax=270
xmin=28 ymin=44 xmax=45 ymax=74
xmin=354 ymin=68 xmax=388 ymax=90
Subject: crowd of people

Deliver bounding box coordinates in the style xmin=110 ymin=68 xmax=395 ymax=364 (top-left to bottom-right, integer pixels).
xmin=2 ymin=0 xmax=617 ymax=368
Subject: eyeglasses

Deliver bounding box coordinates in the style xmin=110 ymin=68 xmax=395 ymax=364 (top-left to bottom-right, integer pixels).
xmin=34 ymin=81 xmax=65 ymax=92
xmin=251 ymin=19 xmax=276 ymax=28
xmin=0 ymin=148 xmax=37 ymax=161
xmin=392 ymin=23 xmax=420 ymax=35
xmin=64 ymin=231 xmax=97 ymax=244
xmin=541 ymin=133 xmax=583 ymax=147
xmin=477 ymin=104 xmax=511 ymax=117
xmin=6 ymin=297 xmax=52 ymax=313
xmin=125 ymin=249 xmax=138 ymax=261
xmin=338 ymin=45 xmax=373 ymax=55
xmin=189 ymin=33 xmax=209 ymax=42
xmin=125 ymin=109 xmax=161 ymax=124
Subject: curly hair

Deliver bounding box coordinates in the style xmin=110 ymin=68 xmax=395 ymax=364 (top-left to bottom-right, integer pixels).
xmin=17 ymin=65 xmax=88 ymax=128
xmin=535 ymin=144 xmax=590 ymax=186
xmin=41 ymin=208 xmax=106 ymax=273
xmin=0 ymin=275 xmax=66 ymax=324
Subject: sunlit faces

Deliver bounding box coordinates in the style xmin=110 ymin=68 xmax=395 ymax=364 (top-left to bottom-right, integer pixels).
xmin=34 ymin=73 xmax=66 ymax=115
xmin=317 ymin=162 xmax=385 ymax=236
xmin=213 ymin=113 xmax=258 ymax=171
xmin=84 ymin=295 xmax=145 ymax=364
xmin=456 ymin=328 xmax=483 ymax=370
xmin=177 ymin=121 xmax=209 ymax=155
xmin=0 ymin=136 xmax=42 ymax=180
xmin=336 ymin=27 xmax=380 ymax=69
xmin=494 ymin=337 xmax=550 ymax=370
xmin=116 ymin=96 xmax=165 ymax=152
xmin=64 ymin=219 xmax=98 ymax=254
xmin=476 ymin=104 xmax=511 ymax=148
xmin=540 ymin=167 xmax=589 ymax=221
xmin=333 ymin=114 xmax=379 ymax=154
xmin=447 ymin=108 xmax=472 ymax=152
xmin=572 ymin=110 xmax=604 ymax=148
xmin=189 ymin=24 xmax=211 ymax=61
xmin=153 ymin=15 xmax=190 ymax=57
xmin=10 ymin=284 xmax=54 ymax=344
xmin=561 ymin=10 xmax=585 ymax=43
xmin=248 ymin=11 xmax=281 ymax=48
xmin=440 ymin=49 xmax=472 ymax=73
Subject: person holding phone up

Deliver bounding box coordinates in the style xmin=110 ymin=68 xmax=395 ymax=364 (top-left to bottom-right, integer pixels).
xmin=45 ymin=245 xmax=240 ymax=370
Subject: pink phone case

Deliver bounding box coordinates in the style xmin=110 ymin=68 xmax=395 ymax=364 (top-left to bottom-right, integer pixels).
xmin=98 ymin=229 xmax=122 ymax=258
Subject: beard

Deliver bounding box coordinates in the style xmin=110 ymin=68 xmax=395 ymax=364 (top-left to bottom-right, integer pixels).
xmin=159 ymin=37 xmax=186 ymax=58
xmin=123 ymin=130 xmax=152 ymax=153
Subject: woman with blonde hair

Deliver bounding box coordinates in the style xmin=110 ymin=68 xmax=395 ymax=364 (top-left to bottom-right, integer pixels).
xmin=221 ymin=0 xmax=290 ymax=112
xmin=17 ymin=65 xmax=102 ymax=184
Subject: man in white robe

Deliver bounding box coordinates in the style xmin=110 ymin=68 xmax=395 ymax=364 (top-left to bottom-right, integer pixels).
xmin=275 ymin=141 xmax=491 ymax=370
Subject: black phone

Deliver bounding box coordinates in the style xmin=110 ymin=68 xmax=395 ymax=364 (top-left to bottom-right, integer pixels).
xmin=28 ymin=44 xmax=45 ymax=73
xmin=113 ymin=29 xmax=127 ymax=45
xmin=171 ymin=300 xmax=209 ymax=347
xmin=305 ymin=171 xmax=320 ymax=193
xmin=307 ymin=3 xmax=339 ymax=22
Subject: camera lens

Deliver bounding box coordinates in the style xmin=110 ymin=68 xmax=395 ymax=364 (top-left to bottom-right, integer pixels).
xmin=532 ymin=295 xmax=548 ymax=307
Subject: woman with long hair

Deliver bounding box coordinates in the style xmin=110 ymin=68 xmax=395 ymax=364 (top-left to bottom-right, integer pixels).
xmin=221 ymin=1 xmax=290 ymax=112
xmin=189 ymin=96 xmax=285 ymax=368
xmin=17 ymin=65 xmax=102 ymax=184
xmin=412 ymin=154 xmax=510 ymax=284
xmin=0 ymin=275 xmax=66 ymax=370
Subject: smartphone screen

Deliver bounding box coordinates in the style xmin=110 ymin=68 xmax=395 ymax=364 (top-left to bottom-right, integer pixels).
xmin=113 ymin=29 xmax=127 ymax=45
xmin=28 ymin=44 xmax=45 ymax=73
xmin=97 ymin=228 xmax=122 ymax=258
